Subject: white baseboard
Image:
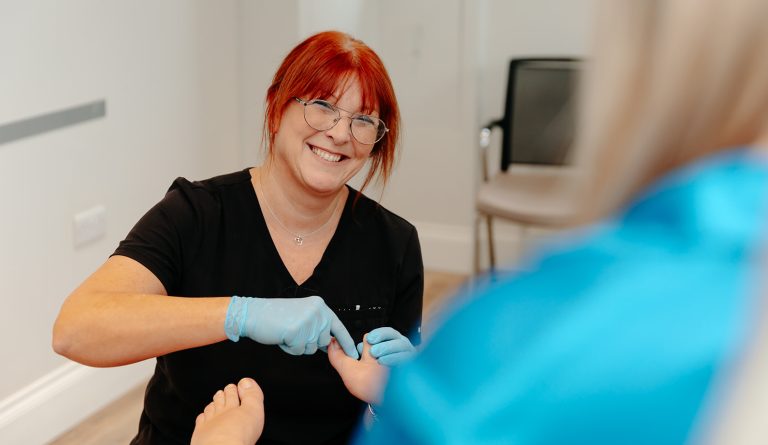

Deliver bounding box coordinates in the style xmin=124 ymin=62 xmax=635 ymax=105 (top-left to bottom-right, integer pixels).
xmin=414 ymin=220 xmax=526 ymax=274
xmin=0 ymin=360 xmax=154 ymax=445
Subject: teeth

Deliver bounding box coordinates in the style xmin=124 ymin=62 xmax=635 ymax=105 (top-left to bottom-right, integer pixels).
xmin=311 ymin=146 xmax=342 ymax=162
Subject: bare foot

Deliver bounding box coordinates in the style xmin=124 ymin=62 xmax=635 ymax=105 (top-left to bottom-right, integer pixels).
xmin=191 ymin=377 xmax=265 ymax=445
xmin=328 ymin=334 xmax=388 ymax=404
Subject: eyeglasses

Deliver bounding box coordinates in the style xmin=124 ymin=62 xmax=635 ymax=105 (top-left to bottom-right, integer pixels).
xmin=294 ymin=97 xmax=388 ymax=145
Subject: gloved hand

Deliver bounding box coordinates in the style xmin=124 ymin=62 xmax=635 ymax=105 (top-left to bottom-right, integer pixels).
xmin=357 ymin=327 xmax=416 ymax=366
xmin=225 ymin=295 xmax=359 ymax=359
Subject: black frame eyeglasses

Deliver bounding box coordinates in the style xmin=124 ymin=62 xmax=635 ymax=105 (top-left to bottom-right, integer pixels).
xmin=294 ymin=97 xmax=388 ymax=145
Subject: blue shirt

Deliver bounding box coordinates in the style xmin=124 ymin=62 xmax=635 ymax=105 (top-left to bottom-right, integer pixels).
xmin=359 ymin=149 xmax=768 ymax=445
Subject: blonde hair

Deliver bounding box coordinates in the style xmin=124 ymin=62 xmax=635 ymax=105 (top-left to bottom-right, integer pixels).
xmin=573 ymin=0 xmax=768 ymax=222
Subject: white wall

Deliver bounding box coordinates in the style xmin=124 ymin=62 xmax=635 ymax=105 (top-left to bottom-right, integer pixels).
xmin=0 ymin=1 xmax=240 ymax=443
xmin=238 ymin=1 xmax=299 ymax=166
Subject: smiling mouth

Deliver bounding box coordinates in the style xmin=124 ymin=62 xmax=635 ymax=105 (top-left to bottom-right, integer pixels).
xmin=309 ymin=144 xmax=347 ymax=163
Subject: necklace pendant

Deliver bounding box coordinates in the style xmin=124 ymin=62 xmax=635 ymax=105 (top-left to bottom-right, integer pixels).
xmin=294 ymin=236 xmax=304 ymax=246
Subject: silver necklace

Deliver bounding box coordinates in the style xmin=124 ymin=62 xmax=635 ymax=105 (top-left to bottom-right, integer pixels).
xmin=259 ymin=174 xmax=341 ymax=246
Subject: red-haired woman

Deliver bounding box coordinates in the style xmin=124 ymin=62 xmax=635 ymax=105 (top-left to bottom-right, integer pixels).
xmin=53 ymin=31 xmax=422 ymax=444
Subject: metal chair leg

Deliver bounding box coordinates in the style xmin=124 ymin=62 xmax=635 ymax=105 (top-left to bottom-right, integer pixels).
xmin=518 ymin=224 xmax=527 ymax=262
xmin=474 ymin=214 xmax=482 ymax=276
xmin=486 ymin=215 xmax=496 ymax=273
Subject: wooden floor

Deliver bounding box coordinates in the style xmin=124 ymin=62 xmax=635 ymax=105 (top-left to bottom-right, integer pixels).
xmin=48 ymin=270 xmax=467 ymax=445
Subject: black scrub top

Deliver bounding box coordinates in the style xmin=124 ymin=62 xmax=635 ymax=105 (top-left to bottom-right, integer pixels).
xmin=113 ymin=169 xmax=423 ymax=445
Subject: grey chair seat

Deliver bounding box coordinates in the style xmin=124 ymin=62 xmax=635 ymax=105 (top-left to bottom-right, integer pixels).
xmin=476 ymin=166 xmax=579 ymax=227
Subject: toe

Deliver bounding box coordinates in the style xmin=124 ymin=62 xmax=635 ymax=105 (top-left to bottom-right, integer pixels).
xmin=224 ymin=383 xmax=239 ymax=408
xmin=237 ymin=378 xmax=264 ymax=408
xmin=212 ymin=389 xmax=225 ymax=412
xmin=203 ymin=401 xmax=215 ymax=419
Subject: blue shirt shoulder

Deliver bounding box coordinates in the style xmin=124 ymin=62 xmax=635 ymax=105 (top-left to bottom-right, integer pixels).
xmin=361 ymin=149 xmax=768 ymax=445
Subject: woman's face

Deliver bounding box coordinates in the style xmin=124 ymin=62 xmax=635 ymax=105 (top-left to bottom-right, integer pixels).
xmin=272 ymin=78 xmax=378 ymax=196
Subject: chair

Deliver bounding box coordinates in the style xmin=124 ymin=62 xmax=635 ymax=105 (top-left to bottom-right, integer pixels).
xmin=475 ymin=58 xmax=582 ymax=274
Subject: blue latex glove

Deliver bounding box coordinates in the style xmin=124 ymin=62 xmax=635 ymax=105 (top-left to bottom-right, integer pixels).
xmin=357 ymin=327 xmax=416 ymax=366
xmin=225 ymin=295 xmax=359 ymax=359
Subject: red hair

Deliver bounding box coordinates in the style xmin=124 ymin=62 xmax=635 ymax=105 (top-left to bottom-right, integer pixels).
xmin=263 ymin=31 xmax=401 ymax=193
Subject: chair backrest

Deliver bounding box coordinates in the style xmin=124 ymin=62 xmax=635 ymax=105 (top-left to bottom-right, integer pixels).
xmin=499 ymin=58 xmax=581 ymax=171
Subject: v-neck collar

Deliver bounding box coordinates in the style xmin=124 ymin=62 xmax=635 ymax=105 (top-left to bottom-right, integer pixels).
xmin=245 ymin=168 xmax=353 ymax=288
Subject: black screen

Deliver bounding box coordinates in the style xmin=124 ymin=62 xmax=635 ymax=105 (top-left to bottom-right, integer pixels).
xmin=511 ymin=62 xmax=578 ymax=165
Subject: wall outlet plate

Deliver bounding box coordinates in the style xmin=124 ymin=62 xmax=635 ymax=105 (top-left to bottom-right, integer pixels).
xmin=73 ymin=205 xmax=106 ymax=248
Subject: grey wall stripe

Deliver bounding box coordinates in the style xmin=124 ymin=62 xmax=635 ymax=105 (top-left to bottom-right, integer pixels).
xmin=0 ymin=100 xmax=106 ymax=146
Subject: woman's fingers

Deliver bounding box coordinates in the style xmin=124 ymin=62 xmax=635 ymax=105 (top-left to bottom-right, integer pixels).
xmin=304 ymin=342 xmax=318 ymax=355
xmin=370 ymin=339 xmax=409 ymax=357
xmin=329 ymin=312 xmax=359 ymax=359
xmin=376 ymin=351 xmax=413 ymax=367
xmin=366 ymin=326 xmax=401 ymax=344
